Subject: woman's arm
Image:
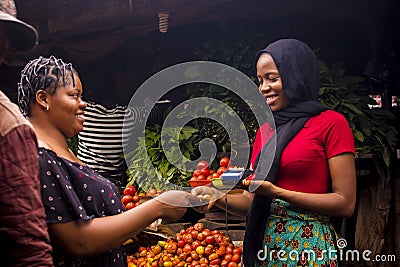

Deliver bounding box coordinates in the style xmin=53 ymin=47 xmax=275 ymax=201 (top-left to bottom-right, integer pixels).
xmin=48 ymin=191 xmax=189 ymax=258
xmin=191 ymin=186 xmax=253 ymax=217
xmin=249 ymin=152 xmax=356 ymax=217
xmin=213 ymin=190 xmax=254 ymax=217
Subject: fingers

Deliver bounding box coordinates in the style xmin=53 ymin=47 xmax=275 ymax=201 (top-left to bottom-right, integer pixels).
xmin=192 ymin=199 xmax=216 ymax=213
xmin=155 ymin=190 xmax=193 ymax=207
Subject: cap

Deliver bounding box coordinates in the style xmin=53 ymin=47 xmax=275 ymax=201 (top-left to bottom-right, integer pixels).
xmin=0 ymin=0 xmax=38 ymax=51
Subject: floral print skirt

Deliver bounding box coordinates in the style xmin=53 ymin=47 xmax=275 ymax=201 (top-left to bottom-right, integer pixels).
xmin=255 ymin=199 xmax=339 ymax=267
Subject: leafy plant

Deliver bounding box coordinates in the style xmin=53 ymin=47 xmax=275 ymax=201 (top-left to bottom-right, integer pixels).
xmin=178 ymin=83 xmax=259 ymax=157
xmin=318 ymin=61 xmax=398 ymax=167
xmin=126 ymin=125 xmax=200 ymax=191
xmin=180 ymin=39 xmax=266 ymax=157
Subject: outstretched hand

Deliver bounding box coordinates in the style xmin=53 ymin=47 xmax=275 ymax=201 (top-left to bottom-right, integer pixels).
xmin=153 ymin=190 xmax=194 ymax=222
xmin=190 ymin=186 xmax=225 ymax=213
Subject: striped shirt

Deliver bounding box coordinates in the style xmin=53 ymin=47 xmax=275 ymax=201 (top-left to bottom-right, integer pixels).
xmin=77 ymin=102 xmax=150 ymax=183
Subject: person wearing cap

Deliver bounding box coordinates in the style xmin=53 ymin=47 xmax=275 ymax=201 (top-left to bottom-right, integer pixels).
xmin=0 ymin=0 xmax=54 ymax=266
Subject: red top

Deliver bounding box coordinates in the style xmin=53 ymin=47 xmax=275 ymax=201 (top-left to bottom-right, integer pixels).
xmin=250 ymin=110 xmax=355 ymax=194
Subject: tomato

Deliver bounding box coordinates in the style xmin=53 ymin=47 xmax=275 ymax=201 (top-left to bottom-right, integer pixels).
xmin=204 ymin=245 xmax=213 ymax=256
xmin=197 ymin=160 xmax=209 ymax=170
xmin=228 ymin=262 xmax=238 ymax=267
xmin=122 ymin=195 xmax=132 ymax=205
xmin=195 ymin=245 xmax=205 ymax=255
xmin=123 ymin=187 xmax=135 ymax=196
xmin=202 ymin=229 xmax=212 ymax=238
xmin=151 ymin=244 xmax=162 ymax=255
xmin=132 ymin=194 xmax=140 ymax=203
xmin=190 ymin=250 xmax=200 ymax=260
xmin=166 ymin=242 xmax=177 ymax=254
xmin=219 ymin=157 xmax=230 ymax=167
xmin=199 ymin=168 xmax=210 ymax=177
xmin=146 ymin=251 xmax=155 ymax=258
xmin=217 ymin=167 xmax=227 ymax=175
xmin=196 ymin=232 xmax=204 ymax=241
xmin=212 ymin=172 xmax=220 ymax=178
xmin=205 ymin=235 xmax=215 ymax=244
xmin=125 ymin=202 xmax=135 ymax=210
xmin=216 ymin=245 xmax=226 ymax=257
xmin=225 ymin=246 xmax=233 ymax=255
xmin=193 ymin=169 xmax=201 ymax=177
xmin=196 ymin=174 xmax=206 ymax=181
xmin=177 ymin=240 xmax=185 ymax=248
xmin=179 ymin=252 xmax=188 ymax=261
xmin=193 ymin=222 xmax=204 ymax=232
xmin=221 ymin=260 xmax=229 ymax=267
xmin=183 ymin=244 xmax=192 ymax=254
xmin=172 ymin=258 xmax=180 ymax=266
xmin=224 ymin=254 xmax=233 ymax=262
xmin=208 ymin=253 xmax=218 ymax=261
xmin=190 ymin=230 xmax=199 ymax=239
xmin=214 ymin=233 xmax=224 ymax=244
xmin=199 ymin=257 xmax=209 ymax=265
xmin=231 ymin=254 xmax=241 ymax=263
xmin=233 ymin=247 xmax=242 ymax=255
xmin=127 ymin=185 xmax=137 ymax=192
xmin=210 ymin=259 xmax=221 ymax=266
xmin=191 ymin=240 xmax=201 ymax=249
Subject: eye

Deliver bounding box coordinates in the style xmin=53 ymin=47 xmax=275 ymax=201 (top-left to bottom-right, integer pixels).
xmin=268 ymin=77 xmax=280 ymax=83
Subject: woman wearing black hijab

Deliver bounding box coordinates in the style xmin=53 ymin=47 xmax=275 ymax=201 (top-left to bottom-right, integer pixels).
xmin=192 ymin=39 xmax=356 ymax=266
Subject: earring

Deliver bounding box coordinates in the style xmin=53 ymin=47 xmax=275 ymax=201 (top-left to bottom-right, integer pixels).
xmin=46 ymin=105 xmax=49 ymax=111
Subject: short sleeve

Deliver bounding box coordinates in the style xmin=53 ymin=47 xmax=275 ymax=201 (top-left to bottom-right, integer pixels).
xmin=250 ymin=122 xmax=275 ymax=166
xmin=323 ymin=111 xmax=355 ymax=159
xmin=38 ymin=149 xmax=93 ymax=223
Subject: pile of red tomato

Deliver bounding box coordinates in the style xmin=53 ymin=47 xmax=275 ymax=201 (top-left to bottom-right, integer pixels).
xmin=189 ymin=157 xmax=230 ymax=183
xmin=127 ymin=222 xmax=242 ymax=267
xmin=121 ymin=185 xmax=141 ymax=210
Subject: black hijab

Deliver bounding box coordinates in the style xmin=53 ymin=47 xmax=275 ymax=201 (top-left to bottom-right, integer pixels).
xmin=242 ymin=39 xmax=329 ymax=266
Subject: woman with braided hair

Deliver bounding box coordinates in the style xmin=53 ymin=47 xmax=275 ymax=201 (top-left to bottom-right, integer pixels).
xmin=192 ymin=39 xmax=356 ymax=266
xmin=18 ymin=55 xmax=194 ymax=267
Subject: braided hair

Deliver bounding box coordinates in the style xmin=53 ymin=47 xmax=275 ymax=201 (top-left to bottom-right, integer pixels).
xmin=17 ymin=55 xmax=78 ymax=117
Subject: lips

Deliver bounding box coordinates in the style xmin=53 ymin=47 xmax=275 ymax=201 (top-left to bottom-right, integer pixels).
xmin=264 ymin=94 xmax=278 ymax=105
xmin=75 ymin=113 xmax=85 ymax=122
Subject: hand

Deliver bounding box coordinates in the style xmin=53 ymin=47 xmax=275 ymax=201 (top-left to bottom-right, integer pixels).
xmin=243 ymin=179 xmax=277 ymax=197
xmin=190 ymin=186 xmax=224 ymax=213
xmin=153 ymin=190 xmax=193 ymax=221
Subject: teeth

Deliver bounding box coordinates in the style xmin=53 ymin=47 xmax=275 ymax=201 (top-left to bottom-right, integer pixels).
xmin=266 ymin=96 xmax=278 ymax=102
xmin=75 ymin=114 xmax=84 ymax=119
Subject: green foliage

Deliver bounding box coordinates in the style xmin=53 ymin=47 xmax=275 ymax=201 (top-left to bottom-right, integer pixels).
xmin=126 ymin=125 xmax=200 ymax=191
xmin=67 ymin=136 xmax=78 ymax=155
xmin=181 ymin=39 xmax=266 ymax=156
xmin=318 ymin=61 xmax=398 ymax=167
xmin=178 ymin=84 xmax=259 ymax=157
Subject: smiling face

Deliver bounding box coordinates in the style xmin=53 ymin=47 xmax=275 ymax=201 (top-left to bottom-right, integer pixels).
xmin=47 ymin=74 xmax=86 ymax=137
xmin=256 ymin=53 xmax=289 ymax=111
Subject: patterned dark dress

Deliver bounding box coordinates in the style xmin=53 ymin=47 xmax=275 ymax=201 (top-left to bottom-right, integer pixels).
xmin=38 ymin=147 xmax=127 ymax=267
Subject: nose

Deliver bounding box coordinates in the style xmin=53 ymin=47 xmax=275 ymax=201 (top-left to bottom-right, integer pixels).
xmin=259 ymin=84 xmax=271 ymax=93
xmin=80 ymin=99 xmax=87 ymax=109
